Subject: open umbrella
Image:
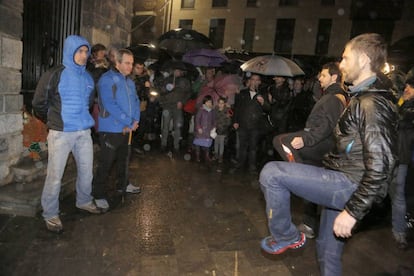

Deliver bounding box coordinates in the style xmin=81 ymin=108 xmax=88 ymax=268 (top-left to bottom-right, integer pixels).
xmin=127 ymin=43 xmax=171 ymax=63
xmin=240 ymin=55 xmax=305 ymax=77
xmin=158 ymin=59 xmax=199 ymax=81
xmin=158 ymin=28 xmax=214 ymax=57
xmin=197 ymin=74 xmax=242 ymax=106
xmin=182 ymin=48 xmax=228 ymax=67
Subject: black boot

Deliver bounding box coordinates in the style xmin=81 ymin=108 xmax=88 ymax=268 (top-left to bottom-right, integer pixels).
xmin=203 ymin=147 xmax=211 ymax=163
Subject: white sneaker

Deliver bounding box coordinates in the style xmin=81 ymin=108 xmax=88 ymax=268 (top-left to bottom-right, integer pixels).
xmin=95 ymin=198 xmax=109 ymax=212
xmin=126 ymin=183 xmax=141 ymax=194
xmin=76 ymin=201 xmax=102 ymax=214
xmin=45 ymin=216 xmax=63 ymax=233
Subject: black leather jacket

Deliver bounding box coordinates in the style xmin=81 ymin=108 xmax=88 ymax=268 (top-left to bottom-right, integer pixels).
xmin=323 ymin=77 xmax=398 ymax=220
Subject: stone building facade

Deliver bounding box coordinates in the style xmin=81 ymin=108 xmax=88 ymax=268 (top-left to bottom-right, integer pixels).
xmin=0 ymin=0 xmax=24 ymax=185
xmin=0 ymin=0 xmax=134 ymax=186
xmin=132 ymin=0 xmax=414 ymax=59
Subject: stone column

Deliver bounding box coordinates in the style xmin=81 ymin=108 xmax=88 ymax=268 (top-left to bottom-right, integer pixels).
xmin=0 ymin=0 xmax=24 ymax=185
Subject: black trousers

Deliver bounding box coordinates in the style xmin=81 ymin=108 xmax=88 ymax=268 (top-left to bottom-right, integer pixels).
xmin=93 ymin=132 xmax=129 ymax=199
xmin=237 ymin=128 xmax=260 ymax=170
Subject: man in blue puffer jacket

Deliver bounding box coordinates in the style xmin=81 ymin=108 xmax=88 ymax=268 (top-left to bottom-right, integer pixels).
xmin=33 ymin=35 xmax=101 ymax=233
xmin=92 ymin=49 xmax=141 ymax=211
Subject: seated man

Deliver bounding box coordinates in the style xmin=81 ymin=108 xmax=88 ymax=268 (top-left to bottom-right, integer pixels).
xmin=259 ymin=33 xmax=398 ymax=276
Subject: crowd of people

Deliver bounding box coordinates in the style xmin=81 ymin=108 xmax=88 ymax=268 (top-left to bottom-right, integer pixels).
xmin=32 ymin=33 xmax=413 ymax=275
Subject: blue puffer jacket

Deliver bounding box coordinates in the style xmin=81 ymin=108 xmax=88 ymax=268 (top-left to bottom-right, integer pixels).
xmin=97 ymin=69 xmax=140 ymax=133
xmin=33 ymin=35 xmax=95 ymax=131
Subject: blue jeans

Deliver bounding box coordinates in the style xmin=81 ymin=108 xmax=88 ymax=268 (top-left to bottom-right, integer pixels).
xmin=390 ymin=164 xmax=408 ymax=235
xmin=260 ymin=161 xmax=358 ymax=276
xmin=41 ymin=129 xmax=94 ymax=220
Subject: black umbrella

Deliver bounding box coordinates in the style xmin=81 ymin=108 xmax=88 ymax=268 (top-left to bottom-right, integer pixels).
xmin=127 ymin=43 xmax=172 ymax=63
xmin=157 ymin=28 xmax=215 ymax=58
xmin=159 ymin=60 xmax=199 ymax=81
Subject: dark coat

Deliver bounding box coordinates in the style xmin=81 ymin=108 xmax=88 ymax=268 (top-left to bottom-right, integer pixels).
xmin=214 ymin=106 xmax=231 ymax=135
xmin=233 ymin=88 xmax=271 ymax=130
xmin=156 ymin=75 xmax=192 ymax=111
xmin=323 ymin=77 xmax=399 ymax=221
xmin=398 ymin=98 xmax=414 ymax=164
xmin=302 ymin=83 xmax=347 ymax=148
xmin=268 ymin=82 xmax=292 ymax=123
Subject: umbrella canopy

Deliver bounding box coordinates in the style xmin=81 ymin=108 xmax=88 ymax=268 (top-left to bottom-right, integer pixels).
xmin=197 ymin=74 xmax=242 ymax=106
xmin=240 ymin=55 xmax=305 ymax=77
xmin=182 ymin=48 xmax=228 ymax=67
xmin=127 ymin=43 xmax=171 ymax=63
xmin=157 ymin=59 xmax=199 ymax=81
xmin=158 ymin=29 xmax=214 ymax=58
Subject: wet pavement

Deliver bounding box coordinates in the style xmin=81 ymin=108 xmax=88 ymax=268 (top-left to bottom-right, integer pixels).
xmin=1 ymin=149 xmax=413 ymax=276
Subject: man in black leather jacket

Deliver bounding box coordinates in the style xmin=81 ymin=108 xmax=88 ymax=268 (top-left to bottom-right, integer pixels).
xmin=259 ymin=33 xmax=398 ymax=276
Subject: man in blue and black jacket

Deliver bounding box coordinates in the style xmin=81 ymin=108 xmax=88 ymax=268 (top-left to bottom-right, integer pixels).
xmin=92 ymin=49 xmax=141 ymax=212
xmin=33 ymin=35 xmax=101 ymax=233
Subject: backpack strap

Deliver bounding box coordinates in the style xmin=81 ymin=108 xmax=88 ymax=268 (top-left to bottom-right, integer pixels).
xmin=335 ymin=93 xmax=347 ymax=108
xmin=32 ymin=65 xmax=65 ymax=123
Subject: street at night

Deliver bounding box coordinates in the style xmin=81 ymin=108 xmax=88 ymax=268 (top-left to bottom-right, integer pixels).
xmin=1 ymin=150 xmax=413 ymax=275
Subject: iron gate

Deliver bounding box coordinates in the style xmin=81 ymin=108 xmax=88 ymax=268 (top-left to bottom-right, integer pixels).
xmin=22 ymin=0 xmax=81 ymax=110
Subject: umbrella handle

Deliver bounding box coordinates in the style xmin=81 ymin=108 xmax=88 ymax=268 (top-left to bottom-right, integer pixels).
xmin=128 ymin=130 xmax=133 ymax=146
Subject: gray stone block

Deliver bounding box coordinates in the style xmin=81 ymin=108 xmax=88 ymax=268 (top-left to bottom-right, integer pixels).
xmin=4 ymin=95 xmax=23 ymax=113
xmin=0 ymin=67 xmax=22 ymax=93
xmin=0 ymin=114 xmax=23 ymax=134
xmin=0 ymin=6 xmax=23 ymax=38
xmin=1 ymin=37 xmax=22 ymax=70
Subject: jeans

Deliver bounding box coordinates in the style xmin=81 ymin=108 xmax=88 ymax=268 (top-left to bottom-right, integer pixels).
xmin=260 ymin=161 xmax=358 ymax=276
xmin=390 ymin=164 xmax=408 ymax=235
xmin=42 ymin=129 xmax=94 ymax=220
xmin=161 ymin=109 xmax=183 ymax=150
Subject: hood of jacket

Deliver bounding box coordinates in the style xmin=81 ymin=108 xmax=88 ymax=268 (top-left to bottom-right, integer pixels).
xmin=62 ymin=35 xmax=90 ymax=71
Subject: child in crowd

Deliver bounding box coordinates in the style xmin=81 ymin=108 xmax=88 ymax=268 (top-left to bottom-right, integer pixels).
xmin=214 ymin=97 xmax=232 ymax=163
xmin=193 ymin=95 xmax=216 ymax=162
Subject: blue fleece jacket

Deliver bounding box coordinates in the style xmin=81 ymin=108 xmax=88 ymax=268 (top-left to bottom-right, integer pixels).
xmin=97 ymin=69 xmax=140 ymax=133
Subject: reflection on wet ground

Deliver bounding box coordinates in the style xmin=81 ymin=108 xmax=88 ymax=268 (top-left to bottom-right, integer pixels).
xmin=1 ymin=151 xmax=413 ymax=275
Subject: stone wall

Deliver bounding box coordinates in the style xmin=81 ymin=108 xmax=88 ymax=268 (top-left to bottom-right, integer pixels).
xmin=0 ymin=0 xmax=24 ymax=185
xmin=0 ymin=0 xmax=133 ymax=185
xmin=81 ymin=0 xmax=133 ymax=48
